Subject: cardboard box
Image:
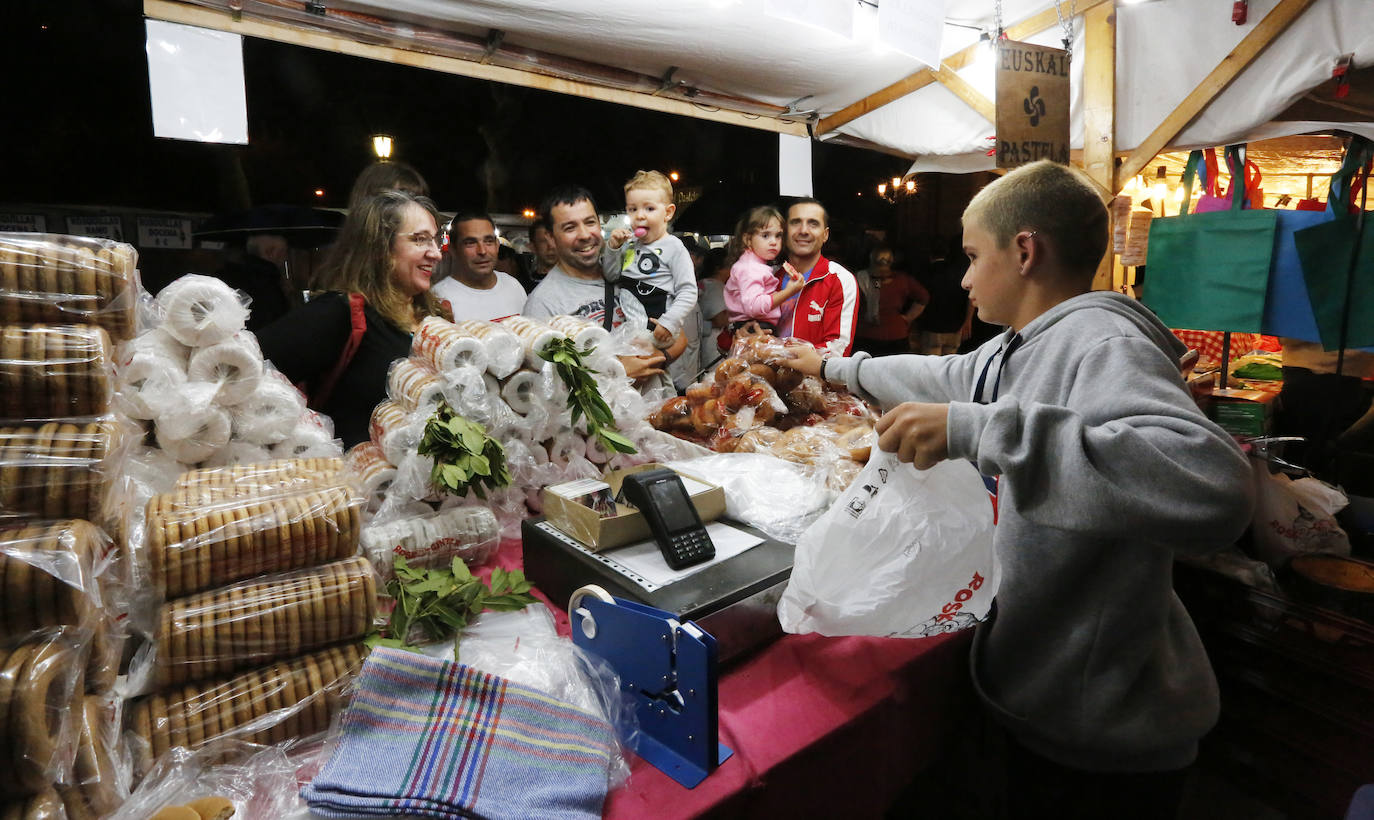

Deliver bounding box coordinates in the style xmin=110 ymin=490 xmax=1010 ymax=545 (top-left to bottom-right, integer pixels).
xmin=1207 ymin=387 xmax=1277 ymax=437
xmin=542 ymin=463 xmax=726 ymax=551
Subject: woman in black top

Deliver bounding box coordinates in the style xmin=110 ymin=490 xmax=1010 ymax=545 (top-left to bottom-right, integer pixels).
xmin=258 ymin=190 xmax=450 ymax=447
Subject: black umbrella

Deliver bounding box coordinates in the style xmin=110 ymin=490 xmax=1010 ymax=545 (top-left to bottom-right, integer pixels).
xmin=193 ymin=204 xmax=344 ymax=248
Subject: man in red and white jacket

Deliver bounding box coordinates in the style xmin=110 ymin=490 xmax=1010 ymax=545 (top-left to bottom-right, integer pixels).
xmin=776 ymin=198 xmax=859 ymax=357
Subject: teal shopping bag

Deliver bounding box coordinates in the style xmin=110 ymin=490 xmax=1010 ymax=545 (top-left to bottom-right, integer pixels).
xmin=1294 ymin=138 xmax=1374 ymax=350
xmin=1144 ymin=145 xmax=1277 ymax=333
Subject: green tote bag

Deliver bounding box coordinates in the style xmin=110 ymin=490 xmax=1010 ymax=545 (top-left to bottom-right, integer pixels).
xmin=1294 ymin=138 xmax=1374 ymax=350
xmin=1143 ymin=145 xmax=1278 ymax=332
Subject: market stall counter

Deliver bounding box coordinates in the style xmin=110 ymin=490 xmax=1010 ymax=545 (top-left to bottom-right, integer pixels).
xmin=484 ymin=534 xmax=975 ymax=818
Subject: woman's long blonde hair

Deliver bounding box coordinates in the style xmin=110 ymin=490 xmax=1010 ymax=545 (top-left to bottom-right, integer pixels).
xmin=320 ymin=190 xmax=449 ymax=331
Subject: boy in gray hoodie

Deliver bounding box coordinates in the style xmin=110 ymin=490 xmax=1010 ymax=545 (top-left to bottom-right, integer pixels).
xmin=787 ymin=160 xmax=1254 ymax=817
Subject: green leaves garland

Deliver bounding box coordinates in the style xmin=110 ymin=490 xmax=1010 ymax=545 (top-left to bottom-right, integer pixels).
xmin=539 ymin=337 xmax=637 ymax=455
xmin=417 ymin=402 xmax=511 ymax=499
xmin=367 ymin=555 xmax=536 ymax=662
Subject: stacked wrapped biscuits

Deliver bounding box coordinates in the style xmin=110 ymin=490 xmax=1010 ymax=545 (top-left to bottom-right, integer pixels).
xmin=0 ymin=232 xmax=139 ymax=818
xmin=347 ymin=314 xmax=680 ymax=567
xmin=124 ymin=458 xmax=376 ymax=776
xmin=115 ymin=273 xmax=341 ymax=470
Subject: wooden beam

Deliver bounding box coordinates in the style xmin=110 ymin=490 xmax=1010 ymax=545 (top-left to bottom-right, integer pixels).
xmin=816 ymin=0 xmax=1111 ymax=135
xmin=143 ymin=0 xmax=809 ymax=137
xmin=933 ymin=63 xmax=994 ymax=123
xmin=1081 ymin=3 xmax=1116 ymax=291
xmin=1115 ymin=0 xmax=1318 ymax=190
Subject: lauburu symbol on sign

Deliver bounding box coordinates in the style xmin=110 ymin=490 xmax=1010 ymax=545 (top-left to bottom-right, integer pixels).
xmin=1023 ymin=86 xmax=1046 ymax=126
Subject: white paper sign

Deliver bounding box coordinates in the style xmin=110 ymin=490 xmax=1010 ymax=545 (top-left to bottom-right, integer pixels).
xmin=66 ymin=216 xmax=124 ymax=241
xmin=137 ymin=216 xmax=194 ymax=249
xmin=0 ymin=214 xmax=46 ymax=233
xmin=145 ymin=19 xmax=248 ymax=144
xmin=764 ymin=0 xmax=854 ymax=39
xmin=877 ymin=0 xmax=947 ymax=68
xmin=778 ymin=134 xmax=814 ymax=197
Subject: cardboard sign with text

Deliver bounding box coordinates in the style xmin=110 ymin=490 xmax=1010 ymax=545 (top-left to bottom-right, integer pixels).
xmin=995 ymin=41 xmax=1070 ymax=168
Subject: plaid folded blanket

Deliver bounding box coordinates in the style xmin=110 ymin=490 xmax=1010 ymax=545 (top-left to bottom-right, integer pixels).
xmin=301 ymin=647 xmax=617 ymax=820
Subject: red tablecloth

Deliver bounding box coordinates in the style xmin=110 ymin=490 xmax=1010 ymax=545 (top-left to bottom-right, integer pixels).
xmin=486 ymin=537 xmax=975 ymax=819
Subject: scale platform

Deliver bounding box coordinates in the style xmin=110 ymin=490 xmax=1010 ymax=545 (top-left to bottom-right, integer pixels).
xmin=523 ymin=517 xmax=794 ymax=663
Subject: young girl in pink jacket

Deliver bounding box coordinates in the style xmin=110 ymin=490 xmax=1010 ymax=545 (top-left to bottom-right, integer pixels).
xmin=724 ymin=206 xmax=804 ymax=337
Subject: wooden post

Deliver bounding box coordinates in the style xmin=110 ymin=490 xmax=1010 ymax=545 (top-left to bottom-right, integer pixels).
xmin=1082 ymin=3 xmax=1117 ymax=291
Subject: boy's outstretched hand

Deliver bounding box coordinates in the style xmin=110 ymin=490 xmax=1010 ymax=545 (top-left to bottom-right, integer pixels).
xmin=781 ymin=342 xmax=823 ymax=377
xmin=875 ymin=402 xmax=950 ymax=469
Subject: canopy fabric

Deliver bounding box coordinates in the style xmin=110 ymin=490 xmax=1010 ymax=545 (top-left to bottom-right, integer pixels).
xmin=153 ymin=0 xmax=1374 ymax=175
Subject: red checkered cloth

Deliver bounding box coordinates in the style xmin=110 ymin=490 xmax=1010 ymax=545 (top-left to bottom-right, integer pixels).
xmin=1171 ymin=330 xmax=1281 ymax=363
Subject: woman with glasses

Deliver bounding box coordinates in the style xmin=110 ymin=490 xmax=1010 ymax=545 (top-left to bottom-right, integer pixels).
xmin=258 ymin=190 xmax=451 ymax=446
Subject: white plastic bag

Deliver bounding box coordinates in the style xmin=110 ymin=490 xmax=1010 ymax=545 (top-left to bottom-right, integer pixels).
xmin=778 ymin=451 xmax=998 ymax=638
xmin=1250 ymin=464 xmax=1350 ymax=566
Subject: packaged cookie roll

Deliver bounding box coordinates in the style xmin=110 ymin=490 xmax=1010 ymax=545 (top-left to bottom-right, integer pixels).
xmin=142 ymin=556 xmax=376 ymax=689
xmin=0 ymin=418 xmax=131 ymax=524
xmin=0 ymin=233 xmax=138 ymax=341
xmin=142 ymin=482 xmax=362 ymax=599
xmin=170 ymin=457 xmax=344 ymax=501
xmin=0 ymin=627 xmax=90 ymax=798
xmin=62 ymin=694 xmax=125 ymax=818
xmin=0 ymin=324 xmax=115 ymax=419
xmin=0 ymin=787 xmax=67 ymax=820
xmin=359 ymin=505 xmax=499 ymax=578
xmin=0 ymin=520 xmax=113 ymax=643
xmin=126 ymin=643 xmax=368 ymax=774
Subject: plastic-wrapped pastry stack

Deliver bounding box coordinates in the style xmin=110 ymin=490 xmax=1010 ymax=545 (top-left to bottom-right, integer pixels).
xmin=115 ymin=273 xmax=343 ymax=470
xmin=346 ymin=313 xmax=677 ymax=558
xmin=0 ymin=229 xmax=146 ymax=818
xmin=124 ymin=458 xmax=376 ymax=779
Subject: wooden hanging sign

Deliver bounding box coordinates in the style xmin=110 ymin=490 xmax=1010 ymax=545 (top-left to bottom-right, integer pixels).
xmin=995 ymin=41 xmax=1071 ymax=168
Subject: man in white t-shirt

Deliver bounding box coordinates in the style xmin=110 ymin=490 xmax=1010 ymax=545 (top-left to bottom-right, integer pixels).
xmin=431 ymin=212 xmax=528 ymax=321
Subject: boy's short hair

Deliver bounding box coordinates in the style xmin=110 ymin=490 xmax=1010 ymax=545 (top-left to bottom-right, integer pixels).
xmin=624 ymin=170 xmax=675 ymax=203
xmin=538 ymin=185 xmax=598 ymax=230
xmin=963 ymin=160 xmax=1108 ymax=277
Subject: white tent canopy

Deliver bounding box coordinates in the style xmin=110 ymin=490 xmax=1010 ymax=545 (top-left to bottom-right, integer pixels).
xmin=146 ymin=0 xmax=1374 ymax=181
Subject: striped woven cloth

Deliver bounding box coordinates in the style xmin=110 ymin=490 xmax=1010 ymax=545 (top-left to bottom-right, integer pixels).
xmin=300 ymin=647 xmax=616 ymax=820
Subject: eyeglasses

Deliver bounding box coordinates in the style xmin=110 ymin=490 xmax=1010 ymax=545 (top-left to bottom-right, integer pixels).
xmin=399 ymin=231 xmax=439 ymax=250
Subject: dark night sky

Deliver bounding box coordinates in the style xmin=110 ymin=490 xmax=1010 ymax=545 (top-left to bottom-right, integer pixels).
xmin=2 ymin=0 xmax=910 ymax=233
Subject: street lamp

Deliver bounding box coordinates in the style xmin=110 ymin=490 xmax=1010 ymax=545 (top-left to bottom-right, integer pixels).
xmin=372 ymin=134 xmax=394 ymax=161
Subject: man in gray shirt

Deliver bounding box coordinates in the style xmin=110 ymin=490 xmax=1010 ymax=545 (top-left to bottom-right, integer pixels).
xmin=523 ymin=186 xmax=685 ymax=386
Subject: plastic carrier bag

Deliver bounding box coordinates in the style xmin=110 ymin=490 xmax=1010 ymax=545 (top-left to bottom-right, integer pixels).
xmin=778 ymin=450 xmax=999 ymax=638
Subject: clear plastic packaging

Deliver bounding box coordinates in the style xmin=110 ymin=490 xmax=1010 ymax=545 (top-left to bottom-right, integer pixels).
xmin=666 ymin=453 xmax=833 ymax=544
xmin=186 ymin=332 xmax=263 ymax=407
xmin=126 ymin=643 xmax=368 ymax=774
xmin=342 ymin=442 xmax=394 ymax=511
xmin=137 ymin=556 xmax=377 ymax=690
xmin=0 ymin=520 xmax=109 ymax=641
xmin=67 ymin=693 xmax=128 ymax=817
xmin=0 ymin=627 xmax=89 ymax=797
xmin=86 ymin=609 xmax=126 ymax=695
xmin=448 ymin=318 xmax=524 ymax=379
xmin=154 ymin=403 xmax=232 ymax=465
xmin=143 ymin=482 xmax=362 ymax=599
xmin=228 ymin=370 xmax=305 ymax=446
xmin=113 ymin=330 xmax=188 ymax=421
xmin=270 ymin=417 xmax=342 ymax=461
xmin=0 ymin=233 xmax=139 ymax=341
xmin=544 ymin=314 xmax=610 ymax=351
xmin=0 ymin=418 xmax=128 ymax=524
xmin=360 ymin=505 xmax=499 ymax=578
xmin=495 ymin=314 xmax=565 ymax=370
xmin=170 ymin=458 xmax=345 ymax=501
xmin=0 ymin=323 xmax=114 ymax=420
xmin=411 ymin=315 xmax=489 ymax=373
xmin=155 ymin=275 xmax=248 ymax=348
xmin=108 ymin=741 xmax=309 ymax=820
xmin=385 ymin=356 xmax=445 ymax=412
xmin=368 ymin=399 xmax=419 ymax=467
xmin=0 ymin=787 xmax=68 ymax=819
